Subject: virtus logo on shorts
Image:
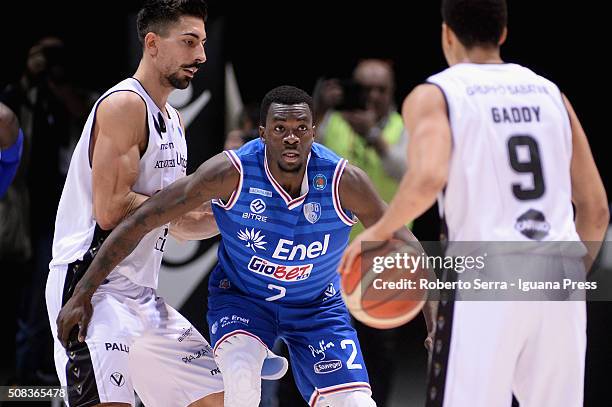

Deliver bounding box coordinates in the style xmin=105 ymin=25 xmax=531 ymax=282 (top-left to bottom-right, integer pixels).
xmin=110 ymin=372 xmax=125 ymax=387
xmin=313 ymin=360 xmax=342 ymax=374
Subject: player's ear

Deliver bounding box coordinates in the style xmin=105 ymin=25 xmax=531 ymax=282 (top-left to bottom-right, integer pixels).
xmin=144 ymin=32 xmax=159 ymax=57
xmin=259 ymin=125 xmax=266 ymax=142
xmin=498 ymin=27 xmax=508 ymax=46
xmin=442 ymin=23 xmax=452 ymax=48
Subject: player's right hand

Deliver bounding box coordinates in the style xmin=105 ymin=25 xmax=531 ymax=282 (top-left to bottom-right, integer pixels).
xmin=56 ymin=293 xmax=93 ymax=349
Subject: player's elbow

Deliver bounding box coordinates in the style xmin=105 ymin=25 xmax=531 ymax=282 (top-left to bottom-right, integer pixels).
xmin=580 ymin=200 xmax=609 ymax=230
xmin=96 ymin=213 xmax=121 ymax=231
xmin=413 ymin=165 xmax=448 ymax=195
xmin=575 ymin=194 xmax=609 ymax=229
xmin=94 ymin=204 xmax=124 ymax=230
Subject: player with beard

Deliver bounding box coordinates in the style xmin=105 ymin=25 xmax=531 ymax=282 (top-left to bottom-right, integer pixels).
xmin=46 ymin=1 xmax=223 ymax=406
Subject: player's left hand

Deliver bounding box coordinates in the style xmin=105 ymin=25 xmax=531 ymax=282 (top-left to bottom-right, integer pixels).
xmin=56 ymin=292 xmax=93 ymax=349
xmin=339 ymin=225 xmax=391 ymax=276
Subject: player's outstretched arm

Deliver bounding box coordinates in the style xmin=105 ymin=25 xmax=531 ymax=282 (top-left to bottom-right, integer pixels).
xmin=56 ymin=152 xmax=238 ymax=347
xmin=563 ymin=94 xmax=609 ymax=270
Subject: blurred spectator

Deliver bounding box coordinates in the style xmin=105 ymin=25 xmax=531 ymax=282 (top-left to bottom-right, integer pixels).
xmin=0 ymin=36 xmax=94 ymax=385
xmin=224 ymin=102 xmax=260 ymax=150
xmin=315 ymin=59 xmax=407 ymax=233
xmin=313 ymin=59 xmax=408 ymax=406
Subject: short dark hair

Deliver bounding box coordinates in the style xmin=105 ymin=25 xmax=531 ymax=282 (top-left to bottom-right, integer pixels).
xmin=260 ymin=86 xmax=314 ymax=126
xmin=441 ymin=0 xmax=507 ymax=49
xmin=137 ymin=0 xmax=208 ymax=44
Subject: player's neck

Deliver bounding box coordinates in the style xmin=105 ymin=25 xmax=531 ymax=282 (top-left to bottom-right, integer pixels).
xmin=133 ymin=61 xmax=173 ymax=115
xmin=267 ymin=159 xmax=306 ymax=199
xmin=457 ymin=47 xmax=503 ymax=65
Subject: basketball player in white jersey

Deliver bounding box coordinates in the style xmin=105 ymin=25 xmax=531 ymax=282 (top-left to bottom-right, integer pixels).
xmin=342 ymin=0 xmax=608 ymax=406
xmin=46 ymin=1 xmax=223 ymax=406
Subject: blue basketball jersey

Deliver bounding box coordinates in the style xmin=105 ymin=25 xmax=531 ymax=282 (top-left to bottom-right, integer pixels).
xmin=211 ymin=139 xmax=357 ymax=304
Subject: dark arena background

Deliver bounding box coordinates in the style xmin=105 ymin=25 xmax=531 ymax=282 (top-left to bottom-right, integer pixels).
xmin=0 ymin=1 xmax=610 ymax=406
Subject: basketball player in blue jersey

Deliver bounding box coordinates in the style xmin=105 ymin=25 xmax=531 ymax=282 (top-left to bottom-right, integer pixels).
xmin=56 ymin=85 xmax=436 ymax=406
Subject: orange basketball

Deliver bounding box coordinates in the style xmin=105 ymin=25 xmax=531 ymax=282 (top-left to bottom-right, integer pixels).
xmin=341 ymin=239 xmax=428 ymax=329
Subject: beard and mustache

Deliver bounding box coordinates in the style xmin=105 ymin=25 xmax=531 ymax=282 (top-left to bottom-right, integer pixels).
xmin=166 ymin=62 xmax=201 ymax=89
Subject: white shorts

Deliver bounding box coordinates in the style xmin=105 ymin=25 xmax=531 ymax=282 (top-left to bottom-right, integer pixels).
xmin=46 ymin=266 xmax=224 ymax=407
xmin=428 ymin=300 xmax=586 ymax=407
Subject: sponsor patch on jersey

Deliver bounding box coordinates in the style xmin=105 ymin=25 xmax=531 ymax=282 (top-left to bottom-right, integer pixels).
xmin=250 ymin=198 xmax=266 ymax=214
xmin=324 ymin=282 xmax=336 ymax=298
xmin=313 ymin=359 xmax=342 ymax=374
xmin=238 ymin=228 xmax=267 ymax=252
xmin=313 ymin=174 xmax=327 ymax=190
xmin=515 ymin=209 xmax=550 ymax=240
xmin=249 ymin=187 xmax=273 ymax=197
xmin=303 ymin=202 xmax=321 ymax=224
xmin=247 ymin=256 xmax=312 ymax=282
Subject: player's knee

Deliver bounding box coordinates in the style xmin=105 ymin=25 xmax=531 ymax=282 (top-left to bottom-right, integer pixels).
xmin=214 ymin=333 xmax=266 ymax=407
xmin=320 ymin=390 xmax=377 ymax=407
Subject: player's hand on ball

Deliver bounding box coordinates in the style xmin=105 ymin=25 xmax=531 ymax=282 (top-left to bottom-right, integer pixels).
xmin=56 ymin=293 xmax=93 ymax=348
xmin=339 ymin=225 xmax=391 ymax=276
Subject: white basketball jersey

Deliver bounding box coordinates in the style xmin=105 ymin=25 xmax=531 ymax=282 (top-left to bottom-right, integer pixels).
xmin=427 ymin=63 xmax=579 ymax=242
xmin=50 ymin=78 xmax=187 ymax=288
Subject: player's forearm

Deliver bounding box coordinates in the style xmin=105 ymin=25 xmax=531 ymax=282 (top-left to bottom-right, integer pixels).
xmin=76 ymin=176 xmax=208 ymax=297
xmin=72 ymin=215 xmax=147 ymax=299
xmin=575 ymin=203 xmax=609 ymax=272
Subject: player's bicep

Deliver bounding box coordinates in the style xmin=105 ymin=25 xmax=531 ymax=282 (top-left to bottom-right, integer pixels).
xmin=402 ymin=84 xmax=451 ymax=186
xmin=339 ymin=164 xmax=387 ymax=228
xmin=91 ymin=93 xmax=147 ymax=226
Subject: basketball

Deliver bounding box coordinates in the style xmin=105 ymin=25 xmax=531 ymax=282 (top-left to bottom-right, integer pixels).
xmin=341 ymin=239 xmax=428 ymax=329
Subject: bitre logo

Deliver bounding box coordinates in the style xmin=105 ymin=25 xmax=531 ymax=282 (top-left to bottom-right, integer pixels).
xmin=250 ymin=199 xmax=266 ymax=214
xmin=313 ymin=174 xmax=327 ymax=190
